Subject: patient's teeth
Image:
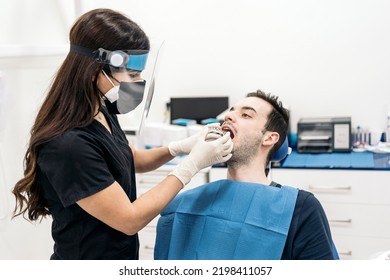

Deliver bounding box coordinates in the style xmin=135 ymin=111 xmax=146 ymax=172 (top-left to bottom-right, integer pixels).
xmin=206 ymin=128 xmax=225 ymax=141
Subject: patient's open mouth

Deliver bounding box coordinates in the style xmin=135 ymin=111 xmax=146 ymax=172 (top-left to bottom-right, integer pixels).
xmin=221 ymin=125 xmax=235 ymax=139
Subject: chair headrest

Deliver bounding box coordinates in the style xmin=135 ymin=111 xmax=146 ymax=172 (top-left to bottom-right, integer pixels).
xmin=271 ymin=137 xmax=291 ymax=162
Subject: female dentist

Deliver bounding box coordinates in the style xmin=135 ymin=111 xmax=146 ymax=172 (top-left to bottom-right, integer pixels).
xmin=12 ymin=8 xmax=233 ymax=260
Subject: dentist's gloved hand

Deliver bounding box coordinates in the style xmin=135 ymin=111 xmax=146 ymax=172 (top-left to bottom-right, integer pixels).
xmin=168 ymin=123 xmax=222 ymax=157
xmin=169 ymin=126 xmax=233 ymax=187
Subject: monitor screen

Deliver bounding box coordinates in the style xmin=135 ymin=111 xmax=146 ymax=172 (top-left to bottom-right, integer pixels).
xmin=170 ymin=96 xmax=229 ymax=124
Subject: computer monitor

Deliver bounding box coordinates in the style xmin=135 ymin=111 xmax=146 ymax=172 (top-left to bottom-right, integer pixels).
xmin=169 ymin=96 xmax=229 ymax=124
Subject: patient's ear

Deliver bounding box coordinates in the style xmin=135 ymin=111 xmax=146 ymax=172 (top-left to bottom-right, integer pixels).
xmin=262 ymin=132 xmax=279 ymax=147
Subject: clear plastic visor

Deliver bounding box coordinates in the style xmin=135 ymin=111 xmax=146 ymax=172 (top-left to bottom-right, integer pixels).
xmin=114 ymin=41 xmax=165 ymax=137
xmin=107 ymin=69 xmax=144 ymax=84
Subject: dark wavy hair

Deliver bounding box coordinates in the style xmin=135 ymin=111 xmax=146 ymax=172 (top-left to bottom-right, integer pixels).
xmin=12 ymin=8 xmax=150 ymax=221
xmin=246 ymin=90 xmax=289 ymax=165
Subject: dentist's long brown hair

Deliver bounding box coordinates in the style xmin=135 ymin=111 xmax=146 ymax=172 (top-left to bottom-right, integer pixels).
xmin=12 ymin=8 xmax=150 ymax=221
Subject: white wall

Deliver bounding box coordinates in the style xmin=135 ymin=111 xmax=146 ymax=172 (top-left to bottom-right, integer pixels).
xmin=80 ymin=0 xmax=390 ymax=133
xmin=0 ymin=0 xmax=389 ymax=259
xmin=2 ymin=0 xmax=389 ymax=131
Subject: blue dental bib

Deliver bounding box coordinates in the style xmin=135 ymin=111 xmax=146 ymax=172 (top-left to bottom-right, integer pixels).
xmin=154 ymin=179 xmax=298 ymax=260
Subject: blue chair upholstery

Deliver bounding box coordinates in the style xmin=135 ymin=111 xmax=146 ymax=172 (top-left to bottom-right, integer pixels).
xmin=271 ymin=137 xmax=291 ymax=162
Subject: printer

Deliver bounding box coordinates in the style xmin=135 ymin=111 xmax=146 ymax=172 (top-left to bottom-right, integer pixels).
xmin=297 ymin=117 xmax=352 ymax=153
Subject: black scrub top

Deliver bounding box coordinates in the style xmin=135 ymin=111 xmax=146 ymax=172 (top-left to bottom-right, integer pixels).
xmin=37 ymin=106 xmax=138 ymax=260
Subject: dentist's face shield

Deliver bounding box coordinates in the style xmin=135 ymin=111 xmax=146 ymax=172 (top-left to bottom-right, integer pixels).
xmin=95 ymin=48 xmax=148 ymax=114
xmin=96 ymin=48 xmax=148 ymax=72
xmin=69 ymin=43 xmax=164 ymax=128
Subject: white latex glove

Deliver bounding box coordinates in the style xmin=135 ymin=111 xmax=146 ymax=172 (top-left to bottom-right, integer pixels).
xmin=168 ymin=123 xmax=222 ymax=157
xmin=169 ymin=126 xmax=233 ymax=186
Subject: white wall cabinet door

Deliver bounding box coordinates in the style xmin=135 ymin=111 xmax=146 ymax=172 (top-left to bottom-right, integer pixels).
xmin=271 ymin=168 xmax=390 ymax=260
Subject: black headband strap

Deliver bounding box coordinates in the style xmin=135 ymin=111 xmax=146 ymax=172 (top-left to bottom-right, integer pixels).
xmin=69 ymin=44 xmax=98 ymax=58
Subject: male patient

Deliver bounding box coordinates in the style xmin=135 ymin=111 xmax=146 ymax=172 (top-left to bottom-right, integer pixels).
xmin=154 ymin=90 xmax=338 ymax=260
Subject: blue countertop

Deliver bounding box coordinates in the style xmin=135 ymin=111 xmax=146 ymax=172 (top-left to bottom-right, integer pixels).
xmin=272 ymin=151 xmax=390 ymax=170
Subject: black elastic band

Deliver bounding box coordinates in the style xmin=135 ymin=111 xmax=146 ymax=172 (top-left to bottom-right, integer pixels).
xmin=69 ymin=44 xmax=98 ymax=58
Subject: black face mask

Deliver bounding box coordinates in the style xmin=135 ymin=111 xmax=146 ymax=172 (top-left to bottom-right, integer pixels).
xmin=104 ymin=80 xmax=146 ymax=114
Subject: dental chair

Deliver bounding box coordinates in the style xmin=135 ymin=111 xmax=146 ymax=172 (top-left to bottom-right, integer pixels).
xmin=266 ymin=137 xmax=292 ymax=176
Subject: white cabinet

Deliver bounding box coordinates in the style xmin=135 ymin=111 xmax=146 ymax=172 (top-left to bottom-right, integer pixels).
xmin=136 ymin=165 xmax=209 ymax=260
xmin=270 ymin=168 xmax=390 ymax=260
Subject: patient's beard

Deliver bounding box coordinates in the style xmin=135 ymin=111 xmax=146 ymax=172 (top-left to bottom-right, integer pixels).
xmin=227 ymin=136 xmax=262 ymax=169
